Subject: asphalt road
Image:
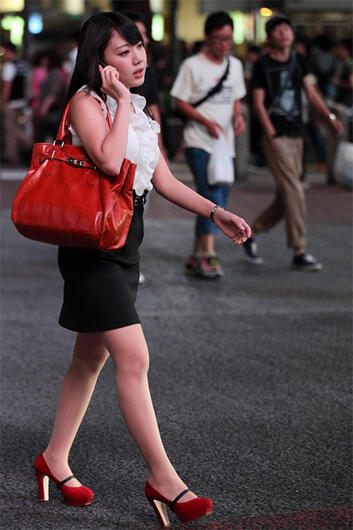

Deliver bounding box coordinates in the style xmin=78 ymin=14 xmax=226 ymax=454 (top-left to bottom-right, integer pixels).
xmin=1 ymin=172 xmax=352 ymax=529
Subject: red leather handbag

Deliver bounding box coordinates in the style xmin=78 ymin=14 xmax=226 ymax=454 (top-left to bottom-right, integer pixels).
xmin=11 ymin=96 xmax=136 ymax=250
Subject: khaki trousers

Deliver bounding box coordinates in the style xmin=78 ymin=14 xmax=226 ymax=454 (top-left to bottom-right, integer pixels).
xmin=3 ymin=107 xmax=31 ymax=164
xmin=253 ymin=136 xmax=306 ymax=250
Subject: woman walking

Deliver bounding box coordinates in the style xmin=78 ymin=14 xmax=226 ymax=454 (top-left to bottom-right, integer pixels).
xmin=33 ymin=12 xmax=250 ymax=527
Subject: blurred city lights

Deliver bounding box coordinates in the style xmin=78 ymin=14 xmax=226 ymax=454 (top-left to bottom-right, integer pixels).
xmin=259 ymin=7 xmax=273 ymax=17
xmin=244 ymin=14 xmax=255 ymax=41
xmin=0 ymin=0 xmax=24 ymax=12
xmin=152 ymin=13 xmax=164 ymax=41
xmin=256 ymin=13 xmax=267 ymax=42
xmin=150 ymin=0 xmax=163 ymax=12
xmin=230 ymin=11 xmax=245 ymax=44
xmin=1 ymin=16 xmax=25 ymax=46
xmin=28 ymin=13 xmax=43 ymax=34
xmin=63 ymin=0 xmax=84 ymax=15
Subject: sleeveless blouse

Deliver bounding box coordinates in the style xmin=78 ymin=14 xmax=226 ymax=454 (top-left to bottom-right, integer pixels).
xmin=69 ymin=86 xmax=160 ymax=196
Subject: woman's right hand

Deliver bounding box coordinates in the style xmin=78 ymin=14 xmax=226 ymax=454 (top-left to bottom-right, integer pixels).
xmin=99 ymin=64 xmax=131 ymax=103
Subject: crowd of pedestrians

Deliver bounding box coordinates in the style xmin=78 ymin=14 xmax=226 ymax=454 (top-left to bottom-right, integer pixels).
xmin=1 ymin=10 xmax=352 ymax=278
xmin=1 ymin=12 xmax=351 ymax=163
xmin=1 ymin=42 xmax=31 ymax=164
xmin=2 ymin=42 xmax=69 ymax=161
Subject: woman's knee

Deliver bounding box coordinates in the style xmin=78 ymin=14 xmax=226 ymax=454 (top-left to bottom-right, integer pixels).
xmin=116 ymin=344 xmax=150 ymax=378
xmin=72 ymin=333 xmax=109 ymax=374
xmin=102 ymin=325 xmax=150 ymax=377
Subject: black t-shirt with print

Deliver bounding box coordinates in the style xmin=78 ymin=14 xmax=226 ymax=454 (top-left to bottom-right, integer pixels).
xmin=251 ymin=52 xmax=311 ymax=137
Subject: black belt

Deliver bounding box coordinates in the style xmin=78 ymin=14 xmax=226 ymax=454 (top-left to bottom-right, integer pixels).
xmin=133 ymin=190 xmax=148 ymax=206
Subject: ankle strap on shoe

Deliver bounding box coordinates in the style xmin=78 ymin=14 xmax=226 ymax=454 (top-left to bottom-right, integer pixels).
xmin=57 ymin=474 xmax=75 ymax=487
xmin=170 ymin=488 xmax=189 ymax=510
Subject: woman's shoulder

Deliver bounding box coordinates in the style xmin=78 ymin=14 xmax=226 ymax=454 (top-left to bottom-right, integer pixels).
xmin=69 ymin=88 xmax=109 ymax=138
xmin=71 ymin=85 xmax=102 ymax=101
xmin=70 ymin=86 xmax=107 ymax=116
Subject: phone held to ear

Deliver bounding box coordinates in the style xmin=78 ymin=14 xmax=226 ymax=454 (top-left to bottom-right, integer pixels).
xmin=100 ymin=63 xmax=119 ymax=74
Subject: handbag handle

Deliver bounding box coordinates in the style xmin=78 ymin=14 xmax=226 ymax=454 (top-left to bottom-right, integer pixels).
xmin=55 ymin=94 xmax=112 ymax=144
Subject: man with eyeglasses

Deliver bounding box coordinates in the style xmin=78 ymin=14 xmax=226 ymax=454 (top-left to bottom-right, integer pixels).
xmin=171 ymin=11 xmax=246 ymax=279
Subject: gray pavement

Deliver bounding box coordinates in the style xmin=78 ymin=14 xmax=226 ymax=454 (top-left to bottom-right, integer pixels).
xmin=1 ymin=168 xmax=352 ymax=529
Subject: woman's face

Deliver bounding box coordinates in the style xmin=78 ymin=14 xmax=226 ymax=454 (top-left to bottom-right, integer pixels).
xmin=103 ymin=29 xmax=146 ymax=88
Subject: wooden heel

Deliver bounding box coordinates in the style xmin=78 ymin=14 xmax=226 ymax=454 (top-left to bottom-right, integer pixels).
xmin=145 ymin=480 xmax=213 ymax=526
xmin=35 ymin=470 xmax=49 ymax=501
xmin=148 ymin=499 xmax=171 ymax=528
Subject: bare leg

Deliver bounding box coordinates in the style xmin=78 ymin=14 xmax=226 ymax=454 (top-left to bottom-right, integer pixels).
xmin=194 ymin=234 xmax=214 ymax=255
xmin=43 ymin=332 xmax=109 ymax=486
xmin=101 ymin=324 xmax=196 ymax=502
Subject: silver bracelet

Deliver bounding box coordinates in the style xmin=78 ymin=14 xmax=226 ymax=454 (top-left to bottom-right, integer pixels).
xmin=210 ymin=204 xmax=219 ymax=223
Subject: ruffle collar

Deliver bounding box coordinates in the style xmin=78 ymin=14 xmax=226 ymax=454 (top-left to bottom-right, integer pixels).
xmin=131 ymin=93 xmax=147 ymax=112
xmin=129 ymin=94 xmax=160 ymax=134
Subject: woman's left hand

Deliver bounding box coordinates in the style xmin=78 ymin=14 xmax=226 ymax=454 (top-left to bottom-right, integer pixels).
xmin=213 ymin=207 xmax=251 ymax=245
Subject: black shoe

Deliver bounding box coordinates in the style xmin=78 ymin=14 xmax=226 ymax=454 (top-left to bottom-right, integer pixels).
xmin=292 ymin=253 xmax=322 ymax=272
xmin=243 ymin=237 xmax=263 ymax=264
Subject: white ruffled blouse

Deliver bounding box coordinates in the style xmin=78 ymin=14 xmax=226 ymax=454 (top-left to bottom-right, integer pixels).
xmin=69 ymin=86 xmax=160 ymax=196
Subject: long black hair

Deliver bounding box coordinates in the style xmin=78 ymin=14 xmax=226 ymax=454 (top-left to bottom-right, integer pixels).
xmin=66 ymin=11 xmax=142 ymax=102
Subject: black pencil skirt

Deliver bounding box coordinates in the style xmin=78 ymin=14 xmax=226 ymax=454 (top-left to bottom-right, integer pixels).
xmin=57 ymin=202 xmax=144 ymax=333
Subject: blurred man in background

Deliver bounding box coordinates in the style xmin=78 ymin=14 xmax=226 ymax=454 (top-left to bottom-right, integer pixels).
xmin=171 ymin=11 xmax=246 ymax=279
xmin=333 ymin=39 xmax=353 ymax=110
xmin=244 ymin=14 xmax=343 ymax=271
xmin=1 ymin=42 xmax=30 ymax=164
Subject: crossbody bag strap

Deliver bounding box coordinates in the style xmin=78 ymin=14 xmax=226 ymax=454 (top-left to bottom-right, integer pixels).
xmin=192 ymin=57 xmax=230 ymax=108
xmin=268 ymin=50 xmax=297 ymax=115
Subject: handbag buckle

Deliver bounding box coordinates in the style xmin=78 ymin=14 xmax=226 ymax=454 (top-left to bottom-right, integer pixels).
xmin=67 ymin=157 xmax=84 ymax=168
xmin=53 ymin=140 xmax=65 ymax=148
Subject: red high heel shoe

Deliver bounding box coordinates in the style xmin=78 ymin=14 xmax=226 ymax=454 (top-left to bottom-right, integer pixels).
xmin=145 ymin=480 xmax=213 ymax=528
xmin=34 ymin=453 xmax=94 ymax=507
